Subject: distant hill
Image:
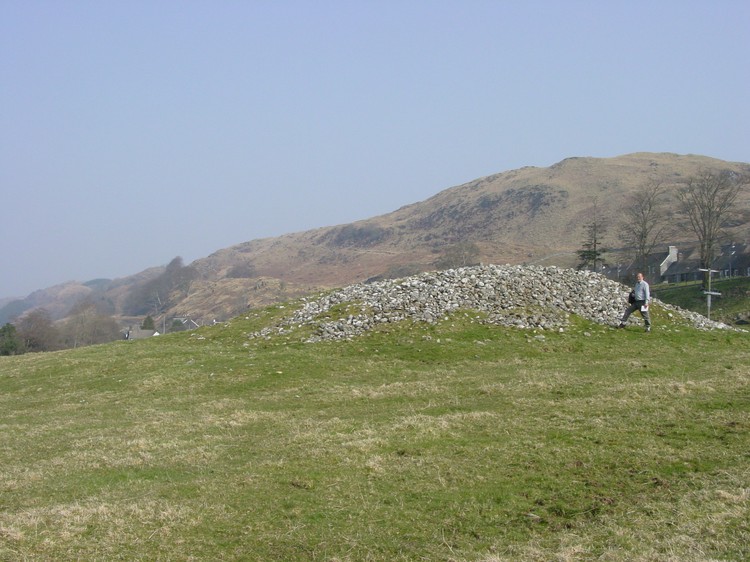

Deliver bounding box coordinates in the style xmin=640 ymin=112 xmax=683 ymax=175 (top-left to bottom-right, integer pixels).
xmin=3 ymin=152 xmax=749 ymax=327
xmin=0 ymin=268 xmax=165 ymax=325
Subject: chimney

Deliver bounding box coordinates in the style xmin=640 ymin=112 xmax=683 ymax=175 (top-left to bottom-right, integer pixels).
xmin=661 ymin=246 xmax=679 ymax=276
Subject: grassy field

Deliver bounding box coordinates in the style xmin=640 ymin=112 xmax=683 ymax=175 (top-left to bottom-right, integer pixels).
xmin=1 ymin=301 xmax=748 ymax=561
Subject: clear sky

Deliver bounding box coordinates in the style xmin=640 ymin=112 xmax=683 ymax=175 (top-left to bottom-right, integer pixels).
xmin=1 ymin=1 xmax=748 ymax=298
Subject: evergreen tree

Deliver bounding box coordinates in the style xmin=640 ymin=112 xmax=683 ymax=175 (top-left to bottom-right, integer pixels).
xmin=577 ymin=200 xmax=608 ymax=271
xmin=0 ymin=323 xmax=22 ymax=355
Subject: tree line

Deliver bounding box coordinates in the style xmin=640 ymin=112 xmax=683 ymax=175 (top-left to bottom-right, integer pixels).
xmin=0 ymin=300 xmax=120 ymax=355
xmin=577 ymin=169 xmax=747 ymax=277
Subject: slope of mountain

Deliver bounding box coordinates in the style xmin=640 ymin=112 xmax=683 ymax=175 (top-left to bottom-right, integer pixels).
xmin=3 ymin=152 xmax=749 ymax=327
xmin=192 ymin=152 xmax=750 ymax=287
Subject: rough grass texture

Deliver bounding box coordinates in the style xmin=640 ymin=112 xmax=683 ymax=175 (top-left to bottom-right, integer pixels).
xmin=1 ymin=303 xmax=748 ymax=561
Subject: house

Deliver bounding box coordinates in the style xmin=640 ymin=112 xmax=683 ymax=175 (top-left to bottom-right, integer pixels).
xmin=603 ymin=246 xmax=678 ymax=283
xmin=123 ymin=327 xmax=158 ymax=340
xmin=662 ymin=247 xmax=703 ymax=283
xmin=660 ymin=243 xmax=749 ymax=284
xmin=712 ymin=243 xmax=750 ymax=278
xmin=606 ymin=243 xmax=750 ymax=284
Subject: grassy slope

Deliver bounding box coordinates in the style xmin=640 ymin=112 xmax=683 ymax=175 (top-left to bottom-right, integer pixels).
xmin=653 ymin=277 xmax=750 ymax=325
xmin=1 ymin=303 xmax=748 ymax=561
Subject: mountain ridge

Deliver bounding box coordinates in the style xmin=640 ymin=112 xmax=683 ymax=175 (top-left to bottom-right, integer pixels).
xmin=192 ymin=152 xmax=749 ymax=287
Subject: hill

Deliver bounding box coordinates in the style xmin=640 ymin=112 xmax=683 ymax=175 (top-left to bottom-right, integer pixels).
xmin=193 ymin=152 xmax=750 ymax=289
xmin=2 ymin=152 xmax=749 ymax=328
xmin=1 ymin=267 xmax=747 ymax=560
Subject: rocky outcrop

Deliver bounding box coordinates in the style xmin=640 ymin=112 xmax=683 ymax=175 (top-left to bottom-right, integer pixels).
xmin=247 ymin=265 xmax=732 ymax=342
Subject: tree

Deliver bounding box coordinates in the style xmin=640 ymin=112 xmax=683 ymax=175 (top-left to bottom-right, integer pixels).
xmin=141 ymin=315 xmax=155 ymax=330
xmin=60 ymin=297 xmax=121 ymax=348
xmin=15 ymin=309 xmax=60 ymax=352
xmin=164 ymin=256 xmax=197 ymax=294
xmin=0 ymin=323 xmax=22 ymax=355
xmin=577 ymin=199 xmax=608 ymax=271
xmin=677 ymin=170 xmax=745 ymax=273
xmin=123 ymin=256 xmax=197 ymax=316
xmin=619 ymin=180 xmax=671 ymax=273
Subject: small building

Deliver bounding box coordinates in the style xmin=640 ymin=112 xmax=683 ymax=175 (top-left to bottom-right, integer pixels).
xmin=712 ymin=243 xmax=749 ymax=278
xmin=123 ymin=327 xmax=158 ymax=340
xmin=606 ymin=243 xmax=750 ymax=284
xmin=662 ymin=247 xmax=703 ymax=284
xmin=603 ymin=246 xmax=677 ymax=283
xmin=662 ymin=243 xmax=749 ymax=283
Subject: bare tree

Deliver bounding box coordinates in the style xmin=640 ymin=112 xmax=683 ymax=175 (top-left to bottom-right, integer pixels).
xmin=15 ymin=308 xmax=61 ymax=352
xmin=123 ymin=256 xmax=197 ymax=316
xmin=677 ymin=170 xmax=745 ymax=272
xmin=60 ymin=297 xmax=120 ymax=348
xmin=619 ymin=180 xmax=671 ymax=273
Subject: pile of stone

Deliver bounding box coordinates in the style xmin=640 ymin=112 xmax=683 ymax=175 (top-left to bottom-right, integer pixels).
xmin=248 ymin=265 xmax=731 ymax=342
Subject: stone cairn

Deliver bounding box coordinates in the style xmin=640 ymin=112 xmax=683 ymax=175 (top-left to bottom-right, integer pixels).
xmin=248 ymin=265 xmax=731 ymax=342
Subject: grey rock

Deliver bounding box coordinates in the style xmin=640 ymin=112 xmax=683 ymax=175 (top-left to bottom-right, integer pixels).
xmin=247 ymin=265 xmax=732 ymax=342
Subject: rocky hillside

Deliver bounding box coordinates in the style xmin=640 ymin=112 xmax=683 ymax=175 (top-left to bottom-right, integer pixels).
xmin=3 ymin=152 xmax=749 ymax=327
xmin=193 ymin=153 xmax=750 ymax=287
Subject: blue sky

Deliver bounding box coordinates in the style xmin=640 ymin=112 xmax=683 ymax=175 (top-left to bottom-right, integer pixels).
xmin=1 ymin=1 xmax=748 ymax=298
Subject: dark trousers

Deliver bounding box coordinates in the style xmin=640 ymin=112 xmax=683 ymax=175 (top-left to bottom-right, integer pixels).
xmin=621 ymin=300 xmax=651 ymax=327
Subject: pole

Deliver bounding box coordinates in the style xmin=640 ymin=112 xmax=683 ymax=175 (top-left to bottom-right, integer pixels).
xmin=699 ymin=268 xmax=721 ymax=321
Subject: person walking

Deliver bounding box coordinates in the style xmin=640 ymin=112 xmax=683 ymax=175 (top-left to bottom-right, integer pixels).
xmin=618 ymin=272 xmax=651 ymax=332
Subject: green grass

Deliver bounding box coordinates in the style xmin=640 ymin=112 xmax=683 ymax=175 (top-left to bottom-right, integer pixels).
xmin=1 ymin=303 xmax=748 ymax=561
xmin=654 ymin=277 xmax=750 ymax=324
